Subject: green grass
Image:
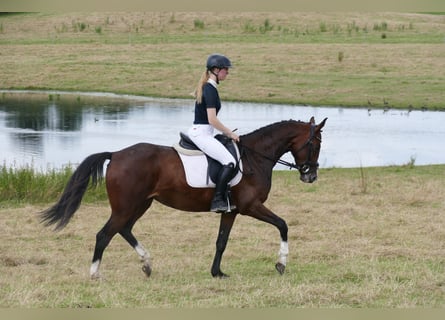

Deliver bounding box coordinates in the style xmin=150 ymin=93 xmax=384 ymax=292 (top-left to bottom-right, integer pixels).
xmin=0 ymin=164 xmax=107 ymax=207
xmin=0 ymin=12 xmax=444 ymax=110
xmin=1 ymin=25 xmax=443 ymax=46
xmin=1 ymin=12 xmax=442 ymax=46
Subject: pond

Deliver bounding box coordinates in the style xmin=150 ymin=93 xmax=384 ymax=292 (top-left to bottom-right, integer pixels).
xmin=1 ymin=90 xmax=444 ymax=171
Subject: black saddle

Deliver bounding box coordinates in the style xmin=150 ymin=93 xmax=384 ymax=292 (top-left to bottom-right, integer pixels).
xmin=178 ymin=132 xmax=239 ymax=183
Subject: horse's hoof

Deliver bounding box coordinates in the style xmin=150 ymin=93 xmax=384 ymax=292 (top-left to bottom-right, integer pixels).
xmin=275 ymin=262 xmax=285 ymax=275
xmin=142 ymin=264 xmax=152 ymax=277
xmin=212 ymin=271 xmax=229 ymax=278
xmin=90 ymin=272 xmax=101 ymax=280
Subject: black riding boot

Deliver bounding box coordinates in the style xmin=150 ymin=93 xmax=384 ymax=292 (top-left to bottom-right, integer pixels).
xmin=210 ymin=163 xmax=236 ymax=213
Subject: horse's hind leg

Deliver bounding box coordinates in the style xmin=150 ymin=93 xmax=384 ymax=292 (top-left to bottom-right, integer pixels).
xmin=90 ymin=218 xmax=117 ymax=279
xmin=90 ymin=199 xmax=154 ymax=279
xmin=119 ymin=219 xmax=152 ymax=277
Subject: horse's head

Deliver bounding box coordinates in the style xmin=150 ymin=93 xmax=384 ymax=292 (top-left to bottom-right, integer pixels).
xmin=290 ymin=117 xmax=327 ymax=183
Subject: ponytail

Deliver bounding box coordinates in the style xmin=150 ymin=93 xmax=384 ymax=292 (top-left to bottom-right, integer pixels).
xmin=192 ymin=70 xmax=210 ymax=104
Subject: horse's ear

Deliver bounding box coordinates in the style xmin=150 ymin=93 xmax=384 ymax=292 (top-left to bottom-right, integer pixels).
xmin=317 ymin=117 xmax=328 ymax=131
xmin=310 ymin=116 xmax=315 ymax=124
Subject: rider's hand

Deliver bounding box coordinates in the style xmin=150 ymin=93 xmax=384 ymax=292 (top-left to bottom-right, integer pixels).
xmin=229 ymin=131 xmax=240 ymax=142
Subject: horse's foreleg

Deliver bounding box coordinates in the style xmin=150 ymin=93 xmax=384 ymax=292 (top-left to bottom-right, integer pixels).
xmin=276 ymin=240 xmax=289 ymax=275
xmin=247 ymin=203 xmax=289 ymax=275
xmin=211 ymin=212 xmax=237 ymax=278
xmin=274 ymin=215 xmax=289 ymax=275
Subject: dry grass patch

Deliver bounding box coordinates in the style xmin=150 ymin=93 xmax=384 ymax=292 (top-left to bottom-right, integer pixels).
xmin=1 ymin=165 xmax=445 ymax=307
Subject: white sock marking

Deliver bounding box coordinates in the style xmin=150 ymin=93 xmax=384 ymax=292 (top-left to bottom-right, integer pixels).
xmin=135 ymin=243 xmax=151 ymax=263
xmin=90 ymin=260 xmax=100 ymax=277
xmin=278 ymin=241 xmax=289 ymax=265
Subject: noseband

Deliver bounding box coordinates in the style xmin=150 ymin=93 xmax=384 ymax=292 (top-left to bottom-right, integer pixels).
xmin=239 ymin=123 xmax=320 ymax=173
xmin=290 ymin=122 xmax=320 ymax=173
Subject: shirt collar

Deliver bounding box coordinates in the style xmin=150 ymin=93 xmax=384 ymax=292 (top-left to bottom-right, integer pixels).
xmin=207 ymin=78 xmax=218 ymax=88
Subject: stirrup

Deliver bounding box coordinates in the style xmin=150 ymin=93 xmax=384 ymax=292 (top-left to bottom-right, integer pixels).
xmin=211 ymin=205 xmax=228 ymax=213
xmin=226 ymin=197 xmax=236 ymax=213
xmin=210 ymin=197 xmax=236 ymax=214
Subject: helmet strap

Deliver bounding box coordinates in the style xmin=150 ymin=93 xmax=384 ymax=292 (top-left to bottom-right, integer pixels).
xmin=209 ymin=68 xmax=220 ymax=84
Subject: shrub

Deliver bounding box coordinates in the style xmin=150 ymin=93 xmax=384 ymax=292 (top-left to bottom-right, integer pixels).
xmin=193 ymin=19 xmax=204 ymax=29
xmin=259 ymin=19 xmax=273 ymax=34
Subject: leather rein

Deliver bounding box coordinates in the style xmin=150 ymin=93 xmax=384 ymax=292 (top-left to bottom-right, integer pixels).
xmin=238 ymin=123 xmax=320 ymax=174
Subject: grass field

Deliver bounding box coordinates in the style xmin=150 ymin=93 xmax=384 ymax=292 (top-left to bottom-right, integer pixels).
xmin=1 ymin=165 xmax=445 ymax=307
xmin=1 ymin=12 xmax=445 ymax=308
xmin=1 ymin=12 xmax=444 ymax=109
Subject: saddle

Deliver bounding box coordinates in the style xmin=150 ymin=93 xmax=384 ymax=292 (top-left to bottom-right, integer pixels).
xmin=176 ymin=132 xmax=239 ymax=184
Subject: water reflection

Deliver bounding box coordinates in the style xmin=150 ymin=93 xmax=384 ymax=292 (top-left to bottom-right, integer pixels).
xmin=0 ymin=91 xmax=444 ymax=170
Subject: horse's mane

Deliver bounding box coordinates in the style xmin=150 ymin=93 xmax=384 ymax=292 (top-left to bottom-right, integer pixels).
xmin=241 ymin=119 xmax=306 ymax=139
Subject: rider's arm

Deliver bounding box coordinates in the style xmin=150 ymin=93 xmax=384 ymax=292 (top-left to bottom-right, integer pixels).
xmin=207 ymin=108 xmax=239 ymax=142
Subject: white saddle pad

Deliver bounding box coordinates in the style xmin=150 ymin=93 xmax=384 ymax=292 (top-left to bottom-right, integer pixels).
xmin=173 ymin=143 xmax=243 ymax=188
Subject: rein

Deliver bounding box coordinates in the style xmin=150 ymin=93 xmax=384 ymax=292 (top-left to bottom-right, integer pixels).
xmin=238 ymin=123 xmax=320 ymax=173
xmin=239 ymin=145 xmax=302 ymax=170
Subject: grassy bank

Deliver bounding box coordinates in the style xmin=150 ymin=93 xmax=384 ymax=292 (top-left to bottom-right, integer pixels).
xmin=0 ymin=164 xmax=107 ymax=207
xmin=1 ymin=164 xmax=445 ymax=307
xmin=1 ymin=12 xmax=444 ymax=109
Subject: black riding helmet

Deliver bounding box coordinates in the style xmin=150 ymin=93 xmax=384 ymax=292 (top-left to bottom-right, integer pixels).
xmin=206 ymin=54 xmax=232 ymax=70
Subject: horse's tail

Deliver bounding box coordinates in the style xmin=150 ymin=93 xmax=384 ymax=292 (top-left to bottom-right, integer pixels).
xmin=39 ymin=152 xmax=112 ymax=231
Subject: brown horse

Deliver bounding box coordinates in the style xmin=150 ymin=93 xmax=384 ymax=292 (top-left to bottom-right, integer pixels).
xmin=40 ymin=116 xmax=327 ymax=279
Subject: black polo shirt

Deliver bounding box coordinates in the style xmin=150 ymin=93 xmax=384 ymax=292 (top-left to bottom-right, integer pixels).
xmin=193 ymin=82 xmax=221 ymax=124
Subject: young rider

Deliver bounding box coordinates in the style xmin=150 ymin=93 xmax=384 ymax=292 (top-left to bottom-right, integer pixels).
xmin=188 ymin=53 xmax=240 ymax=213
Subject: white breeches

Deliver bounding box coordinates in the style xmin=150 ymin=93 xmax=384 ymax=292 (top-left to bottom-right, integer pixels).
xmin=188 ymin=124 xmax=236 ymax=165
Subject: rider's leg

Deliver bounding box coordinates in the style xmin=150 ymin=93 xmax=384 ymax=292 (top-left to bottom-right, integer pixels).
xmin=210 ymin=162 xmax=236 ymax=213
xmin=188 ymin=125 xmax=237 ymax=213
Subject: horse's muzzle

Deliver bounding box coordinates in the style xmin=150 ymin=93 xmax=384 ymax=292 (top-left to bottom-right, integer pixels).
xmin=300 ymin=172 xmax=317 ymax=183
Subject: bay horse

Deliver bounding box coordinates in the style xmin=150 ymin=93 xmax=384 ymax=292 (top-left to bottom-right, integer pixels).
xmin=40 ymin=116 xmax=327 ymax=279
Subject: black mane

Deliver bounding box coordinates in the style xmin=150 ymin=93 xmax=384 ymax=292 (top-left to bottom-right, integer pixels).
xmin=241 ymin=119 xmax=306 ymax=139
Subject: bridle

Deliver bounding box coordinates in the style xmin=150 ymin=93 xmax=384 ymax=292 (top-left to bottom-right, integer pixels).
xmin=289 ymin=122 xmax=321 ymax=173
xmin=239 ymin=123 xmax=320 ymax=174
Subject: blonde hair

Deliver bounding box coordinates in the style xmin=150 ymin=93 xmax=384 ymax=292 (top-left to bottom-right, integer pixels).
xmin=192 ymin=70 xmax=210 ymax=104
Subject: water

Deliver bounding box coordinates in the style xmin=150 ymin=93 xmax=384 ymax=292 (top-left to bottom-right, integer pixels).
xmin=1 ymin=91 xmax=444 ymax=170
